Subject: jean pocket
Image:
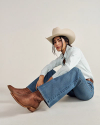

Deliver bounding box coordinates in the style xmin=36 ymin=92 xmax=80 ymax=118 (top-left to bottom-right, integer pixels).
xmin=87 ymin=81 xmax=94 ymax=89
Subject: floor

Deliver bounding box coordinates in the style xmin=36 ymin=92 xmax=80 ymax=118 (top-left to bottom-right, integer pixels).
xmin=0 ymin=85 xmax=100 ymax=125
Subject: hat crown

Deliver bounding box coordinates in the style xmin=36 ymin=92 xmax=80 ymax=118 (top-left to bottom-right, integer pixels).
xmin=52 ymin=27 xmax=61 ymax=35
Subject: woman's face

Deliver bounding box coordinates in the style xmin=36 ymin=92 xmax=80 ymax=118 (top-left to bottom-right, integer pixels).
xmin=53 ymin=36 xmax=67 ymax=52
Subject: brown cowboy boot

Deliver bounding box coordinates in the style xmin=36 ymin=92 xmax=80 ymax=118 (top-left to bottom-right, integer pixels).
xmin=7 ymin=85 xmax=32 ymax=95
xmin=11 ymin=89 xmax=44 ymax=112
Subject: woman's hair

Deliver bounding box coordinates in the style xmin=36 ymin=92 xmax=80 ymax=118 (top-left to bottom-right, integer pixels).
xmin=52 ymin=35 xmax=72 ymax=57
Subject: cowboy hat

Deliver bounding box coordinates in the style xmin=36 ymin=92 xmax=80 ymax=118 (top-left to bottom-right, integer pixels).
xmin=45 ymin=27 xmax=76 ymax=45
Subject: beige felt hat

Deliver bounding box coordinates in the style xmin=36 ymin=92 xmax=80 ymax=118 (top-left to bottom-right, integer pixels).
xmin=45 ymin=27 xmax=76 ymax=44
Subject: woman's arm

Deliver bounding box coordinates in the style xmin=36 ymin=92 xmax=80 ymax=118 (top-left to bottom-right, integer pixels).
xmin=52 ymin=49 xmax=82 ymax=79
xmin=40 ymin=55 xmax=61 ymax=77
xmin=39 ymin=75 xmax=45 ymax=81
xmin=39 ymin=75 xmax=53 ymax=82
xmin=36 ymin=75 xmax=53 ymax=90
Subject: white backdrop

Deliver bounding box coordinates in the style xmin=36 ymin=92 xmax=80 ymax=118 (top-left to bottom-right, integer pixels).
xmin=0 ymin=0 xmax=100 ymax=124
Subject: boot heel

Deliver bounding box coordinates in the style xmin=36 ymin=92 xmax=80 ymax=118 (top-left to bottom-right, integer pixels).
xmin=27 ymin=107 xmax=36 ymax=112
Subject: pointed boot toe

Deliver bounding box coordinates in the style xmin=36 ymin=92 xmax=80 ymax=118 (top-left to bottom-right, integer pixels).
xmin=8 ymin=85 xmax=14 ymax=93
xmin=7 ymin=85 xmax=32 ymax=95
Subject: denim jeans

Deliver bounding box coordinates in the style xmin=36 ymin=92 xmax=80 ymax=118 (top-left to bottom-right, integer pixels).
xmin=26 ymin=67 xmax=94 ymax=108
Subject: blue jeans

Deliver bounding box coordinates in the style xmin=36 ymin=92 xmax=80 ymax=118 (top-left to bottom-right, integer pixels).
xmin=26 ymin=67 xmax=94 ymax=108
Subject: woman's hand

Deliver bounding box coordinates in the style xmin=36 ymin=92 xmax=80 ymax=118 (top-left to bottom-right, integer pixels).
xmin=35 ymin=80 xmax=44 ymax=90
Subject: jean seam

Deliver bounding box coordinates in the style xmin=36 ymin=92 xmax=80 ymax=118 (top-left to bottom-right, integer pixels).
xmin=48 ymin=78 xmax=79 ymax=102
xmin=47 ymin=68 xmax=80 ymax=102
xmin=87 ymin=81 xmax=94 ymax=88
xmin=37 ymin=87 xmax=51 ymax=107
xmin=78 ymin=76 xmax=94 ymax=93
xmin=77 ymin=68 xmax=94 ymax=89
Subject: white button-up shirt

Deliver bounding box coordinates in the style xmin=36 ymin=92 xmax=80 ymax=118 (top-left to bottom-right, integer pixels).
xmin=40 ymin=45 xmax=94 ymax=81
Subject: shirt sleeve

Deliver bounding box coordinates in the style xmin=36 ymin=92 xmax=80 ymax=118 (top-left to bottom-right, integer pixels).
xmin=40 ymin=55 xmax=61 ymax=77
xmin=52 ymin=49 xmax=82 ymax=79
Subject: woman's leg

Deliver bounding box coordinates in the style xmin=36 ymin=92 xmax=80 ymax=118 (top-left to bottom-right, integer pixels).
xmin=26 ymin=68 xmax=76 ymax=97
xmin=37 ymin=67 xmax=94 ymax=108
xmin=26 ymin=69 xmax=56 ymax=92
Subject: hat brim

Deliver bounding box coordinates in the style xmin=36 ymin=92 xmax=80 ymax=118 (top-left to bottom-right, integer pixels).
xmin=45 ymin=28 xmax=76 ymax=45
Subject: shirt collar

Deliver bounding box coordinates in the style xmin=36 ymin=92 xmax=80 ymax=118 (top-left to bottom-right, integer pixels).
xmin=60 ymin=45 xmax=71 ymax=59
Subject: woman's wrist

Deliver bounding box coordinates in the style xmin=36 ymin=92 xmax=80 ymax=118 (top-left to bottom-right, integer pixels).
xmin=39 ymin=75 xmax=44 ymax=81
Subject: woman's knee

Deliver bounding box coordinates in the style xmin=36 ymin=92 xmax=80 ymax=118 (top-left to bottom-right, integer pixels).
xmin=76 ymin=93 xmax=94 ymax=101
xmin=71 ymin=67 xmax=81 ymax=73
